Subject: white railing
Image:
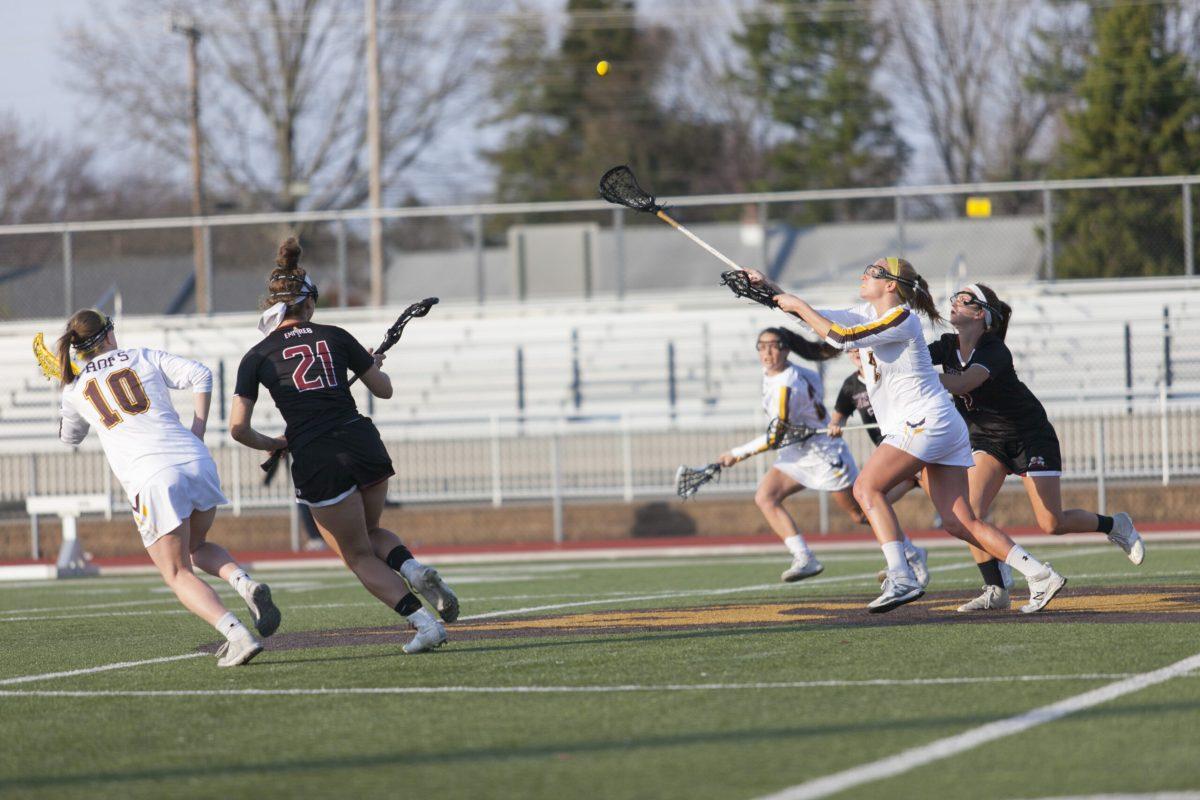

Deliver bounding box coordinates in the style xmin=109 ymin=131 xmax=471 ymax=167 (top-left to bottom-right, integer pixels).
xmin=6 ymin=404 xmax=1199 ymax=556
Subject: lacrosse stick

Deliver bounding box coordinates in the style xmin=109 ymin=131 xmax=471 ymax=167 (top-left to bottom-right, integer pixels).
xmin=600 ymin=165 xmax=752 ymax=273
xmin=720 ymin=270 xmax=781 ymax=309
xmin=767 ymin=418 xmax=879 ymax=449
xmin=261 ymin=297 xmax=440 ymax=485
xmin=32 ymin=333 xmax=72 ymax=381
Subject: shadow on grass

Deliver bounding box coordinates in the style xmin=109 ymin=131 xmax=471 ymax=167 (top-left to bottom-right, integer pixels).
xmin=5 ymin=699 xmax=1199 ymax=791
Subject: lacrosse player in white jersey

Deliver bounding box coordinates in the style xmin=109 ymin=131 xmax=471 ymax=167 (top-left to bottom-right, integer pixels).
xmin=716 ymin=327 xmax=864 ymax=583
xmin=732 ymin=259 xmax=1067 ymax=614
xmin=55 ymin=309 xmax=279 ymax=666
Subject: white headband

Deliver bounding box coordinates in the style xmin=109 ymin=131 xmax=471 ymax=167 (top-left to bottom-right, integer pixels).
xmin=966 ymin=283 xmax=992 ymax=327
xmin=257 ymin=275 xmax=317 ymax=336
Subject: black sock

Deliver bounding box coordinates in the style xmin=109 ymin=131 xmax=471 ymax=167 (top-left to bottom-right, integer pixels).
xmin=1096 ymin=515 xmax=1114 ymax=534
xmin=978 ymin=559 xmax=1005 ymax=588
xmin=385 ymin=545 xmax=414 ymax=571
xmin=394 ymin=592 xmax=422 ymax=616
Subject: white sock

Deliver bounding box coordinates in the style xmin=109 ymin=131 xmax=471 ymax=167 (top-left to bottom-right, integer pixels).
xmin=227 ymin=568 xmax=251 ymax=591
xmin=881 ymin=541 xmax=914 ymax=577
xmin=1004 ymin=545 xmax=1045 ymax=578
xmin=783 ymin=535 xmax=810 ymax=559
xmin=406 ymin=607 xmax=436 ymax=628
xmin=214 ymin=611 xmax=251 ymax=641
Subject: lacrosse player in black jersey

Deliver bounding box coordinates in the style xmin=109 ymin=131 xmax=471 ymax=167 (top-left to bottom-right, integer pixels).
xmin=930 ymin=283 xmax=1145 ymax=611
xmin=230 ymin=238 xmax=458 ymax=654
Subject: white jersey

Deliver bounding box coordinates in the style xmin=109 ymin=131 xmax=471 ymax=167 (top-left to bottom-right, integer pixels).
xmin=731 ymin=362 xmax=829 ymax=458
xmin=819 ymin=302 xmax=958 ymax=438
xmin=59 ymin=347 xmax=215 ymax=501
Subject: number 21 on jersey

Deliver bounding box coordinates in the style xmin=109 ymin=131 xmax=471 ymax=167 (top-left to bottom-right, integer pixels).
xmin=283 ymin=341 xmax=336 ymax=391
xmin=81 ymin=368 xmax=151 ymax=428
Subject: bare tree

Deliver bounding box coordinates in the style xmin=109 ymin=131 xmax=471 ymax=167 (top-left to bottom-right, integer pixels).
xmin=62 ymin=0 xmax=492 ymax=213
xmin=883 ymin=0 xmax=1079 ymax=185
xmin=0 ymin=114 xmax=97 ymax=226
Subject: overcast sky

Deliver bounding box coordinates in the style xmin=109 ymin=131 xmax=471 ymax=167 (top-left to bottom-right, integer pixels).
xmin=0 ymin=0 xmax=94 ymax=134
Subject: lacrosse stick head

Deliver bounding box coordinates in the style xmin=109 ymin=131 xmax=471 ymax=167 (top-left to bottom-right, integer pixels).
xmin=32 ymin=332 xmax=79 ymax=382
xmin=720 ymin=270 xmax=779 ymax=309
xmin=599 ymin=165 xmax=663 ymax=213
xmin=675 ymin=463 xmax=721 ymax=500
xmin=766 ymin=417 xmax=818 ymax=449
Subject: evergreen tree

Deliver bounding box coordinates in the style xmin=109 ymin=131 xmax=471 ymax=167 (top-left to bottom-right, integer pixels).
xmin=1054 ymin=2 xmax=1200 ymax=278
xmin=486 ymin=0 xmax=714 ymax=203
xmin=734 ymin=0 xmax=907 ymax=219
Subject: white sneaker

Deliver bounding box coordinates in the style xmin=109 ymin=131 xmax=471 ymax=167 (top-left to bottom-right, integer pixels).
xmin=403 ymin=610 xmax=447 ymax=654
xmin=1107 ymin=512 xmax=1145 ymax=565
xmin=781 ymin=554 xmax=824 ymax=583
xmin=957 ymin=585 xmax=1011 ymax=612
xmin=216 ymin=631 xmax=263 ymax=667
xmin=905 ymin=544 xmax=930 ymax=588
xmin=402 ymin=564 xmax=460 ymax=623
xmin=1020 ymin=564 xmax=1067 ymax=613
xmin=868 ymin=570 xmax=924 ymax=613
xmin=240 ymin=581 xmax=281 ymax=638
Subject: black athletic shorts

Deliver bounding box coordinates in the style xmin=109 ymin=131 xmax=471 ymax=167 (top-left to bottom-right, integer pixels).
xmin=290 ymin=417 xmax=395 ymax=506
xmin=970 ymin=423 xmax=1063 ymax=477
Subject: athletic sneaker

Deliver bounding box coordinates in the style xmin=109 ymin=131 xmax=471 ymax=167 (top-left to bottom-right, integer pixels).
xmin=868 ymin=571 xmax=924 ymax=613
xmin=956 ymin=585 xmax=1011 ymax=612
xmin=403 ymin=614 xmax=448 ymax=655
xmin=781 ymin=554 xmax=824 ymax=583
xmin=216 ymin=631 xmax=264 ymax=667
xmin=1020 ymin=564 xmax=1067 ymax=613
xmin=1107 ymin=512 xmax=1145 ymax=566
xmin=905 ymin=544 xmax=930 ymax=588
xmin=241 ymin=581 xmax=282 ymax=638
xmin=403 ymin=564 xmax=460 ymax=624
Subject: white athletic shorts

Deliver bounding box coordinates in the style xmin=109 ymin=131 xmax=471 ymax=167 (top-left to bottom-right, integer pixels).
xmin=130 ymin=458 xmax=228 ymax=548
xmin=772 ymin=435 xmax=857 ymax=491
xmin=880 ymin=411 xmax=974 ymax=468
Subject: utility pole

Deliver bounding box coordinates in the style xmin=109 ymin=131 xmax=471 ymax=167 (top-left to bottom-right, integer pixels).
xmin=171 ymin=15 xmax=209 ymax=315
xmin=365 ymin=0 xmax=384 ymax=306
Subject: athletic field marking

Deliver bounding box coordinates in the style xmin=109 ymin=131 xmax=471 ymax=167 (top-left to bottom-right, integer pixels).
xmin=0 ymin=653 xmax=206 ymax=687
xmin=0 ymin=671 xmax=1175 ymax=698
xmin=753 ymin=649 xmax=1200 ymax=800
xmin=1016 ymin=794 xmax=1200 ymax=800
xmin=0 ymin=598 xmax=180 ymax=615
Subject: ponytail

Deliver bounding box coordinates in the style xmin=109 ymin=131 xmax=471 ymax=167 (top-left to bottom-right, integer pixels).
xmin=974 ymin=283 xmax=1011 ymax=341
xmin=761 ymin=327 xmax=840 ymax=362
xmin=55 ymin=309 xmax=111 ymax=388
xmin=883 ymin=257 xmax=943 ymax=324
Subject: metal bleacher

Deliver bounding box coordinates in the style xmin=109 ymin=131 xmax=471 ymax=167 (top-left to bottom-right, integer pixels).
xmin=2 ymin=277 xmax=1200 ymax=452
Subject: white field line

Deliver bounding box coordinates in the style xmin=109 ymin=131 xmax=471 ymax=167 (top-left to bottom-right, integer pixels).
xmin=0 ymin=546 xmax=1125 ymax=624
xmin=1014 ymin=794 xmax=1200 ymax=800
xmin=0 ymin=653 xmax=206 ymax=687
xmin=2 ymin=540 xmax=1196 ymax=592
xmin=753 ymin=650 xmax=1200 ymax=800
xmin=3 ymin=672 xmax=1185 ymax=698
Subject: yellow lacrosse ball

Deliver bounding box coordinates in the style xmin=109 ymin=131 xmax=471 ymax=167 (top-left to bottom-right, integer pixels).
xmin=595 ymin=60 xmax=609 ymax=76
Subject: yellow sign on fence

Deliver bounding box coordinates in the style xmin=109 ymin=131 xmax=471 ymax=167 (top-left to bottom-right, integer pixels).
xmin=966 ymin=196 xmax=992 ymax=218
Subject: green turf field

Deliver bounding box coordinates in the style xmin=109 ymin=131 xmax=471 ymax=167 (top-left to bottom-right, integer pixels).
xmin=1 ymin=539 xmax=1198 ymax=800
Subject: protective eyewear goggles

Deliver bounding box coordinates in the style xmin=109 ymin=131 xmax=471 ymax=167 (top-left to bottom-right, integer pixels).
xmin=863 ymin=264 xmax=917 ymax=289
xmin=756 ymin=340 xmax=786 ymax=352
xmin=950 ymin=291 xmax=997 ymax=315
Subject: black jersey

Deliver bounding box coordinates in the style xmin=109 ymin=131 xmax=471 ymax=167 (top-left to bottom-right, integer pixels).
xmin=234 ymin=322 xmax=375 ymax=452
xmin=927 ymin=333 xmax=1051 ymax=439
xmin=833 ymin=371 xmax=884 ymax=446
